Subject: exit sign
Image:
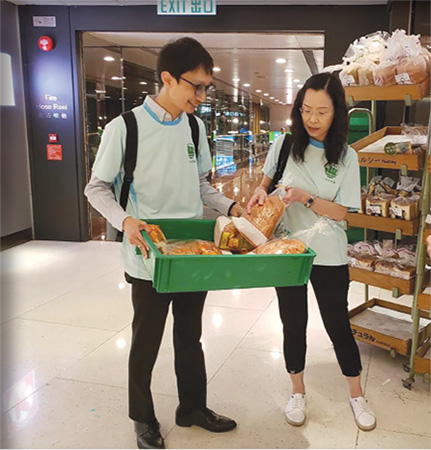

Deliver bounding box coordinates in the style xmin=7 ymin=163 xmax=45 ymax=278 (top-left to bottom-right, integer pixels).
xmin=157 ymin=0 xmax=216 ymax=15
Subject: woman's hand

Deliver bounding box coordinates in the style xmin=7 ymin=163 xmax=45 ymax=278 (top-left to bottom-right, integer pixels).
xmin=283 ymin=187 xmax=310 ymax=207
xmin=247 ymin=186 xmax=267 ymax=213
xmin=122 ymin=216 xmax=151 ymax=259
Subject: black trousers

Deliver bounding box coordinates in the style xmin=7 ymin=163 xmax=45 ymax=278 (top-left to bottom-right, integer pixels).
xmin=275 ymin=265 xmax=362 ymax=377
xmin=127 ymin=274 xmax=208 ymax=422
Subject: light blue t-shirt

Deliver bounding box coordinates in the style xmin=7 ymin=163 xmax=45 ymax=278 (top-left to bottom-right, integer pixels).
xmin=92 ymin=102 xmax=212 ymax=280
xmin=263 ymin=136 xmax=361 ymax=266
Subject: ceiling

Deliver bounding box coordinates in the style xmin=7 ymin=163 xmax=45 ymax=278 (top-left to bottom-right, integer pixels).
xmin=83 ymin=31 xmax=325 ymax=106
xmin=8 ymin=1 xmax=389 ymax=5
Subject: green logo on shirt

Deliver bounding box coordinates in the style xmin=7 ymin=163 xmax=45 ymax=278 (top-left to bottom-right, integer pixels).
xmin=325 ymin=165 xmax=338 ymax=179
xmin=187 ymin=144 xmax=196 ymax=162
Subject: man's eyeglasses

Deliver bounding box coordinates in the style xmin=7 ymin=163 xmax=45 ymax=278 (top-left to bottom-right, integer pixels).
xmin=180 ymin=76 xmax=216 ymax=96
xmin=300 ymin=107 xmax=333 ymax=120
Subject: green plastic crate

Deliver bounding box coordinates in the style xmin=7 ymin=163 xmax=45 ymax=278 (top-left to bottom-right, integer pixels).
xmin=139 ymin=219 xmax=316 ymax=293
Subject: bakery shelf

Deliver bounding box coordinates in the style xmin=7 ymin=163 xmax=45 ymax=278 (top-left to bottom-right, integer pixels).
xmin=414 ymin=339 xmax=431 ymax=374
xmin=349 ymin=267 xmax=415 ymax=295
xmin=345 ymin=212 xmax=419 ymax=236
xmin=345 ymin=76 xmax=430 ymax=102
xmin=417 ymin=292 xmax=431 ymax=313
xmin=349 ymin=298 xmax=431 ymax=356
xmin=351 ymin=126 xmax=426 ymax=170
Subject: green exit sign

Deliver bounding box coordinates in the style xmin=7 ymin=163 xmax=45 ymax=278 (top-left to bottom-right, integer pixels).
xmin=157 ymin=0 xmax=216 ymax=15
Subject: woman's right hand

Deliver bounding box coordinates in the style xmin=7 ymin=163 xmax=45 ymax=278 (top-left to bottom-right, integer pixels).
xmin=122 ymin=216 xmax=151 ymax=259
xmin=247 ymin=186 xmax=267 ymax=213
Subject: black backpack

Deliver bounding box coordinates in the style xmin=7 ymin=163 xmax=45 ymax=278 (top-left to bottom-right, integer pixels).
xmin=267 ymin=133 xmax=293 ymax=194
xmin=116 ymin=110 xmax=200 ymax=241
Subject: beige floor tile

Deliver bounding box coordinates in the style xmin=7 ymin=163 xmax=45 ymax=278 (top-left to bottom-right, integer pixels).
xmin=1 ymin=319 xmax=115 ymax=414
xmin=364 ymin=345 xmax=431 ymax=436
xmin=205 ymin=287 xmax=276 ymax=311
xmin=357 ymin=428 xmax=431 ymax=449
xmin=20 ymin=268 xmax=133 ymax=331
xmin=166 ymin=347 xmax=358 ymax=449
xmin=1 ymin=378 xmax=177 ymax=449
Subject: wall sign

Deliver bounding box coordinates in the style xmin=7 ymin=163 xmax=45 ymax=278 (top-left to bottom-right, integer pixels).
xmin=47 ymin=144 xmax=62 ymax=161
xmin=157 ymin=0 xmax=216 ymax=15
xmin=33 ymin=16 xmax=56 ymax=27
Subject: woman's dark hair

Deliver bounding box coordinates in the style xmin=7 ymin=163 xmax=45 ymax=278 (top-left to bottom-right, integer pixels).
xmin=290 ymin=72 xmax=348 ymax=166
xmin=157 ymin=37 xmax=214 ymax=83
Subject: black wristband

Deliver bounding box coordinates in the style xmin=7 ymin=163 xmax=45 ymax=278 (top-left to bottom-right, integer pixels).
xmin=227 ymin=202 xmax=237 ymax=216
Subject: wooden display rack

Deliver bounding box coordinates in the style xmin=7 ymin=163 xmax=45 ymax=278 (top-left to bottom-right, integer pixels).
xmin=351 ymin=126 xmax=426 ymax=171
xmin=349 ymin=267 xmax=415 ymax=295
xmin=349 ymin=298 xmax=431 ymax=356
xmin=414 ymin=339 xmax=431 ymax=375
xmin=345 ymin=76 xmax=430 ymax=102
xmin=417 ymin=291 xmax=431 ymax=313
xmin=345 ymin=213 xmax=419 ymax=236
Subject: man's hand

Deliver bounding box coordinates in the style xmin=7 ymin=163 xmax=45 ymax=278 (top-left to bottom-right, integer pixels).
xmin=230 ymin=203 xmax=245 ymax=217
xmin=122 ymin=216 xmax=151 ymax=259
xmin=283 ymin=187 xmax=310 ymax=207
xmin=247 ymin=186 xmax=267 ymax=214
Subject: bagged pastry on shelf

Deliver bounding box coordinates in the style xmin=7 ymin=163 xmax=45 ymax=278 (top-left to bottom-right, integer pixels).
xmin=254 ymin=237 xmax=306 ymax=255
xmin=373 ymin=60 xmax=397 ymax=86
xmin=340 ymin=62 xmax=361 ymax=86
xmin=233 ymin=196 xmax=285 ymax=247
xmin=366 ymin=194 xmax=395 ymax=217
xmin=395 ymin=54 xmax=429 ymax=84
xmin=374 ymin=258 xmax=416 ymax=279
xmin=214 ymin=216 xmax=255 ymax=253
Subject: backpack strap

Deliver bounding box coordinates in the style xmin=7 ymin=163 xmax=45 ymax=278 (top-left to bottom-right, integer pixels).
xmin=268 ymin=133 xmax=293 ymax=194
xmin=187 ymin=113 xmax=200 ymax=158
xmin=116 ymin=110 xmax=138 ymax=241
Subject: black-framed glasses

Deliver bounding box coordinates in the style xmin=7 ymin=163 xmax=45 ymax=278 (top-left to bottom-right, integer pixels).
xmin=180 ymin=76 xmax=215 ymax=96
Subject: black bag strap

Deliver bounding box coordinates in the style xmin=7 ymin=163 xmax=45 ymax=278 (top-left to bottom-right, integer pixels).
xmin=187 ymin=113 xmax=199 ymax=158
xmin=268 ymin=133 xmax=293 ymax=194
xmin=116 ymin=110 xmax=138 ymax=241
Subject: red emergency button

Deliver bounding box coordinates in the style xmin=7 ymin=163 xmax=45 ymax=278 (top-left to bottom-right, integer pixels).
xmin=38 ymin=36 xmax=54 ymax=52
xmin=48 ymin=134 xmax=58 ymax=143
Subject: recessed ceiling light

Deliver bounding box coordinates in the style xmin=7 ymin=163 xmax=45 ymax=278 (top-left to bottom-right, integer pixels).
xmin=293 ymin=79 xmax=300 ymax=83
xmin=232 ymin=78 xmax=240 ymax=82
xmin=256 ymin=89 xmax=262 ymax=93
xmin=104 ymin=56 xmax=115 ymax=62
xmin=213 ymin=67 xmax=221 ymax=72
xmin=269 ymin=96 xmax=274 ymax=99
xmin=140 ymin=81 xmax=147 ymax=85
xmin=297 ymin=84 xmax=304 ymax=88
xmin=263 ymin=93 xmax=269 ymax=96
xmin=243 ymin=83 xmax=250 ymax=87
xmin=142 ymin=91 xmax=148 ymax=93
xmin=284 ymin=68 xmax=294 ymax=73
xmin=111 ymin=76 xmax=122 ymax=80
xmin=276 ymin=58 xmax=287 ymax=64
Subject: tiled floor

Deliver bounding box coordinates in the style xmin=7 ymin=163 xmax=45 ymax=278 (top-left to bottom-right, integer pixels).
xmin=1 ymin=239 xmax=430 ymax=449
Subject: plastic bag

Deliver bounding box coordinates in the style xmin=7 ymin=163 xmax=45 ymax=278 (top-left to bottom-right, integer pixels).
xmin=289 ymin=216 xmax=336 ymax=249
xmin=253 ymin=237 xmax=306 ymax=255
xmin=395 ymin=54 xmax=428 ymax=84
xmin=159 ymin=239 xmax=222 ymax=255
xmin=373 ymin=60 xmax=397 ymax=86
xmin=214 ymin=216 xmax=255 ymax=254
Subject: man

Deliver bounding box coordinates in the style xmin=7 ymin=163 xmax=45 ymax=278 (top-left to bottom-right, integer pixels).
xmin=85 ymin=37 xmax=242 ymax=449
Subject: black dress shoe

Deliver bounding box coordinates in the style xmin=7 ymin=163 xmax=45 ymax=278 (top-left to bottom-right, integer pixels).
xmin=135 ymin=420 xmax=165 ymax=449
xmin=175 ymin=407 xmax=237 ymax=432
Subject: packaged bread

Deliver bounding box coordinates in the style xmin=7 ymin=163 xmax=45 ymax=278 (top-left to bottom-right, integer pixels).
xmin=214 ymin=216 xmax=255 ymax=253
xmin=232 ymin=196 xmax=285 ymax=247
xmin=349 ymin=254 xmax=377 ymax=271
xmin=366 ymin=194 xmax=395 ymax=217
xmin=389 ymin=197 xmax=418 ymax=221
xmin=395 ymin=55 xmax=428 ymax=84
xmin=147 ymin=224 xmax=167 ymax=244
xmin=254 ymin=237 xmax=306 ymax=255
xmin=340 ymin=62 xmax=360 ymax=86
xmin=358 ymin=66 xmax=375 ymax=86
xmin=374 ymin=258 xmax=415 ymax=279
xmin=160 ymin=239 xmax=222 ymax=256
xmin=373 ymin=61 xmax=397 ymax=86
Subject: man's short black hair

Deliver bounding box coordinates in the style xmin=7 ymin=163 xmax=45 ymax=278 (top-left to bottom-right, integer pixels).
xmin=157 ymin=37 xmax=214 ymax=83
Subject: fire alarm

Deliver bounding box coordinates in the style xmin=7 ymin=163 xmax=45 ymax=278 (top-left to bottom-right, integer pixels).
xmin=38 ymin=35 xmax=54 ymax=52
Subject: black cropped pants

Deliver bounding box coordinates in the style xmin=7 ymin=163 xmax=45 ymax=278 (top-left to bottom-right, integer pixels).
xmin=275 ymin=265 xmax=362 ymax=377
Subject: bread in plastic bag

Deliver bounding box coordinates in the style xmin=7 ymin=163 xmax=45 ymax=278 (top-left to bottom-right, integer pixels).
xmin=254 ymin=237 xmax=306 ymax=255
xmin=214 ymin=216 xmax=255 ymax=253
xmin=373 ymin=60 xmax=397 ymax=86
xmin=159 ymin=239 xmax=222 ymax=256
xmin=395 ymin=54 xmax=428 ymax=84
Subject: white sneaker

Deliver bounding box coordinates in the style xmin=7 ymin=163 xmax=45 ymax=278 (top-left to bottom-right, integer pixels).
xmin=285 ymin=393 xmax=306 ymax=426
xmin=350 ymin=396 xmax=376 ymax=431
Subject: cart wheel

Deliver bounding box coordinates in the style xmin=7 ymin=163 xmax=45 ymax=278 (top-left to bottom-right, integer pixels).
xmin=390 ymin=348 xmax=396 ymax=358
xmin=402 ymin=377 xmax=414 ymax=390
xmin=402 ymin=364 xmax=410 ymax=373
xmin=423 ymin=373 xmax=430 ymax=384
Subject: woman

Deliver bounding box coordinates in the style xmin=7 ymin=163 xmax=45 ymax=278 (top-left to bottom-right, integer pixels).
xmin=247 ymin=73 xmax=376 ymax=431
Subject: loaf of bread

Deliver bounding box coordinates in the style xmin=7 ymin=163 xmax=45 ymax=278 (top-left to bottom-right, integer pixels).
xmin=375 ymin=259 xmax=415 ymax=279
xmin=160 ymin=240 xmax=222 ymax=256
xmin=147 ymin=224 xmax=166 ymax=244
xmin=389 ymin=197 xmax=418 ymax=221
xmin=254 ymin=238 xmax=306 ymax=255
xmin=396 ymin=55 xmax=428 ymax=84
xmin=366 ymin=194 xmax=395 ymax=217
xmin=214 ymin=216 xmax=255 ymax=253
xmin=358 ymin=66 xmax=374 ymax=86
xmin=349 ymin=255 xmax=377 ymax=271
xmin=233 ymin=196 xmax=285 ymax=247
xmin=373 ymin=62 xmax=397 ymax=86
